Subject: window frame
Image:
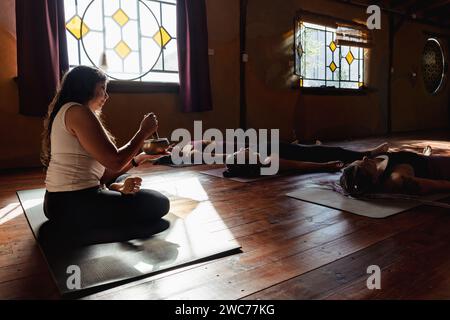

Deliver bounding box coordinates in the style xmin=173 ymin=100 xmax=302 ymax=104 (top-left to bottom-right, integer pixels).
xmin=64 ymin=0 xmax=180 ymax=93
xmin=293 ymin=10 xmax=369 ymax=95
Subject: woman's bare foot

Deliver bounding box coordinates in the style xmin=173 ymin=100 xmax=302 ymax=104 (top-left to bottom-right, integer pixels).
xmin=369 ymin=142 xmax=389 ymax=157
xmin=111 ymin=176 xmax=142 ymax=194
xmin=423 ymin=145 xmax=432 ymax=156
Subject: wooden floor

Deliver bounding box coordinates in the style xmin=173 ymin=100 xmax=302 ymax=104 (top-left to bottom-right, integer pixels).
xmin=1 ymin=131 xmax=450 ymax=300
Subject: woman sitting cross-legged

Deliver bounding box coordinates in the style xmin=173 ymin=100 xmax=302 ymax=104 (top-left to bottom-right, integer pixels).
xmin=41 ymin=66 xmax=170 ymax=246
xmin=339 ymin=150 xmax=450 ymax=196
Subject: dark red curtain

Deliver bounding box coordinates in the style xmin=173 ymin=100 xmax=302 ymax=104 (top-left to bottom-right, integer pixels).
xmin=176 ymin=0 xmax=213 ymax=112
xmin=16 ymin=0 xmax=68 ymax=117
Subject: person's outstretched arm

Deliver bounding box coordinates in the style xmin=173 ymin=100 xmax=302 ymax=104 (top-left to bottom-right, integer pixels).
xmin=393 ymin=175 xmax=450 ymax=195
xmin=385 ymin=166 xmax=450 ymax=195
xmin=278 ymin=158 xmax=344 ymax=173
xmin=404 ymin=176 xmax=450 ymax=195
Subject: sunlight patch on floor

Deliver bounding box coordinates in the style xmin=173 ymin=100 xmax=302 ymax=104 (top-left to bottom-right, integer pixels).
xmin=142 ymin=176 xmax=209 ymax=202
xmin=0 ymin=203 xmax=23 ymax=225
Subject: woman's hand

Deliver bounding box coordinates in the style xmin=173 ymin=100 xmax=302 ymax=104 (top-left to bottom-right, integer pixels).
xmin=109 ymin=176 xmax=142 ymax=194
xmin=139 ymin=113 xmax=158 ymax=137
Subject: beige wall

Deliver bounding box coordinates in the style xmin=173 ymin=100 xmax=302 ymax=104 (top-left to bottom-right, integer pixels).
xmin=245 ymin=0 xmax=449 ymax=141
xmin=0 ymin=0 xmax=15 ymax=35
xmin=391 ymin=21 xmax=449 ymax=132
xmin=245 ymin=0 xmax=389 ymax=141
xmin=0 ymin=0 xmax=44 ymax=169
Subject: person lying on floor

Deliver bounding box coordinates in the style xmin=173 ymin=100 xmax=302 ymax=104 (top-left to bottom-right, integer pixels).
xmin=153 ymin=139 xmax=389 ymax=176
xmin=41 ymin=66 xmax=170 ymax=244
xmin=339 ymin=150 xmax=450 ymax=196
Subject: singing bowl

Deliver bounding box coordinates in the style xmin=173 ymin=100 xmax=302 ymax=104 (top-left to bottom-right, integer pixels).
xmin=143 ymin=138 xmax=170 ymax=155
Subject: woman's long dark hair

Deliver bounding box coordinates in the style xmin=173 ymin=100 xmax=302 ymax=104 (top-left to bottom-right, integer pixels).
xmin=41 ymin=66 xmax=112 ymax=168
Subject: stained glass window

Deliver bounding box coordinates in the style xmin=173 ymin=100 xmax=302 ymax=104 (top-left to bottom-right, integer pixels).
xmin=64 ymin=0 xmax=178 ymax=83
xmin=294 ymin=20 xmax=365 ymax=89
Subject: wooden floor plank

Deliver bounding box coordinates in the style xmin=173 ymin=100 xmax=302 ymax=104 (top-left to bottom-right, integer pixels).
xmin=86 ymin=206 xmax=360 ymax=299
xmin=243 ymin=210 xmax=450 ymax=300
xmin=0 ymin=273 xmax=58 ymax=300
xmin=89 ymin=204 xmax=435 ymax=300
xmin=322 ymin=215 xmax=450 ymax=299
xmin=158 ymin=208 xmax=435 ymax=300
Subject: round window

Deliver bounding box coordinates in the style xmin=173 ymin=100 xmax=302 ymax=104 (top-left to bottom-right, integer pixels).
xmin=422 ymin=38 xmax=446 ymax=94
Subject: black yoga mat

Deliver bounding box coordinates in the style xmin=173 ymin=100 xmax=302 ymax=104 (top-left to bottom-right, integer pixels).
xmin=17 ymin=189 xmax=241 ymax=298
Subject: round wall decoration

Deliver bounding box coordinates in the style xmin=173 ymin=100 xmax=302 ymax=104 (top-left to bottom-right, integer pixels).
xmin=422 ymin=38 xmax=446 ymax=94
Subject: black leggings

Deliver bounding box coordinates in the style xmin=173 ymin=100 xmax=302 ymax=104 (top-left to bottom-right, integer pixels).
xmin=278 ymin=142 xmax=370 ymax=163
xmin=43 ymin=174 xmax=170 ymax=243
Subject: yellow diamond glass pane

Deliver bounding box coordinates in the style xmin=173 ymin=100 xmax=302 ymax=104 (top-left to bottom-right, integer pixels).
xmin=329 ymin=61 xmax=337 ymax=72
xmin=346 ymin=51 xmax=355 ymax=65
xmin=114 ymin=41 xmax=131 ymax=59
xmin=66 ymin=15 xmax=90 ymax=40
xmin=329 ymin=41 xmax=337 ymax=52
xmin=153 ymin=27 xmax=172 ymax=48
xmin=299 ymin=78 xmax=304 ymax=87
xmin=113 ymin=9 xmax=129 ymax=27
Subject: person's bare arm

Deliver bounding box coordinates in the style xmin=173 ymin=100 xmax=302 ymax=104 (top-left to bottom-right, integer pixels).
xmin=100 ymin=164 xmax=133 ymax=186
xmin=278 ymin=158 xmax=343 ymax=173
xmin=400 ymin=176 xmax=450 ymax=195
xmin=66 ymin=105 xmax=157 ymax=171
xmin=403 ymin=177 xmax=450 ymax=194
xmin=100 ymin=152 xmax=168 ymax=185
xmin=385 ymin=165 xmax=450 ymax=195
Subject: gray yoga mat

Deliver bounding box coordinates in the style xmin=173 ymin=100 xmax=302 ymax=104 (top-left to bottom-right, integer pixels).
xmin=286 ymin=174 xmax=450 ymax=218
xmin=200 ymin=167 xmax=281 ymax=183
xmin=17 ymin=189 xmax=241 ymax=298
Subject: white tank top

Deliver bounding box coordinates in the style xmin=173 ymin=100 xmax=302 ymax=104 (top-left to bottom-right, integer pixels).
xmin=45 ymin=102 xmax=106 ymax=192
